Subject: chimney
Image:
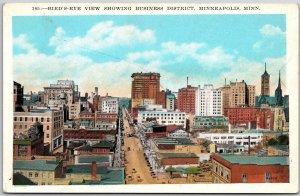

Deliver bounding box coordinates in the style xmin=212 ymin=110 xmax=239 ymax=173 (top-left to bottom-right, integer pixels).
xmin=91 ymin=162 xmax=97 ymax=181
xmin=95 ymin=87 xmax=98 ymax=96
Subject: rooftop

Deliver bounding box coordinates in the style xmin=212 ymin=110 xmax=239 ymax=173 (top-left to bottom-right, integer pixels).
xmin=92 ymin=141 xmax=113 ymax=149
xmin=160 ymin=153 xmax=198 ymax=159
xmin=14 ymin=160 xmax=60 ymax=171
xmin=78 ymin=156 xmax=110 ymax=164
xmin=66 ymin=165 xmax=125 ymax=185
xmin=217 ymin=154 xmax=289 ymax=166
xmin=153 ymin=138 xmax=195 ymax=146
xmin=194 ymin=116 xmax=228 ymax=122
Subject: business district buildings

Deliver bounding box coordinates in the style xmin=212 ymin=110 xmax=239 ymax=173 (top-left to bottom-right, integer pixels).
xmin=13 ymin=64 xmax=289 ymax=185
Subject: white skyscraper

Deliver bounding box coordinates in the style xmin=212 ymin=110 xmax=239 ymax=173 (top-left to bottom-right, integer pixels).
xmin=195 ymin=84 xmax=222 ymax=116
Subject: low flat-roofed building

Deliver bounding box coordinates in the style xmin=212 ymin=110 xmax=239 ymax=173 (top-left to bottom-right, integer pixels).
xmin=150 ymin=138 xmax=204 ymax=155
xmin=138 ymin=110 xmax=186 ymax=128
xmin=75 ymin=155 xmax=112 ymax=167
xmin=198 ymin=131 xmax=264 ymax=150
xmin=192 ymin=116 xmax=229 ymax=132
xmin=13 ymin=159 xmax=64 ymax=185
xmin=158 ymin=153 xmax=199 ymax=169
xmin=65 ymin=164 xmax=125 ymax=185
xmin=211 ymin=153 xmax=289 ymax=183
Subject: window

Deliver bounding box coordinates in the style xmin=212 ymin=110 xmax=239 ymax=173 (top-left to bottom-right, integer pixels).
xmin=265 ymin=172 xmax=271 ymax=183
xmin=219 ymin=166 xmax=223 ymax=176
xmin=20 ymin=117 xmax=23 ymax=121
xmin=41 ymin=182 xmax=45 ymax=185
xmin=29 ymin=172 xmax=33 ymax=177
xmin=47 ymin=126 xmax=50 ymax=130
xmin=25 ymin=117 xmax=27 ymax=121
xmin=46 ymin=134 xmax=50 ymax=138
xmin=35 ymin=172 xmax=39 ymax=177
xmin=242 ymin=173 xmax=247 ymax=183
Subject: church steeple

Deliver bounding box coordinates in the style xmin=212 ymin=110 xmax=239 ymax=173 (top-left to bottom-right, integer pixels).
xmin=261 ymin=62 xmax=270 ymax=96
xmin=275 ymin=70 xmax=283 ymax=106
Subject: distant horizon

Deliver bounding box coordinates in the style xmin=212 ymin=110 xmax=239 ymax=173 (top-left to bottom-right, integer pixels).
xmin=13 ymin=15 xmax=286 ymax=97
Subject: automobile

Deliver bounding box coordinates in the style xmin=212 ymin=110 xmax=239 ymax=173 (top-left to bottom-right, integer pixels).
xmin=127 ymin=175 xmax=133 ymax=181
xmin=137 ymin=176 xmax=143 ymax=182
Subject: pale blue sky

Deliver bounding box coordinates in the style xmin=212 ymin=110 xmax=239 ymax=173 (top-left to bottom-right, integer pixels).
xmin=13 ymin=15 xmax=286 ymax=97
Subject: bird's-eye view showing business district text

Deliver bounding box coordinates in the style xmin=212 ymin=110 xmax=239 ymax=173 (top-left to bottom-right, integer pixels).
xmin=12 ymin=67 xmax=289 ymax=185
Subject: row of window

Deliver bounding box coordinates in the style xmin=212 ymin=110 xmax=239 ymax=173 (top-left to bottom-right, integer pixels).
xmin=14 ymin=117 xmax=50 ymax=122
xmin=142 ymin=113 xmax=185 ymax=116
xmin=14 ymin=124 xmax=50 ymax=130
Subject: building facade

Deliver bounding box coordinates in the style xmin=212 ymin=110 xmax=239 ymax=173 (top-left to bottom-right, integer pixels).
xmin=165 ymin=90 xmax=176 ymax=111
xmin=13 ymin=160 xmax=64 ymax=185
xmin=261 ymin=63 xmax=270 ymax=96
xmin=220 ymin=80 xmax=255 ymax=108
xmin=14 ymin=109 xmax=64 ymax=152
xmin=14 ymin=81 xmax=24 ymax=112
xmin=192 ymin=116 xmax=229 ymax=132
xmin=177 ymin=85 xmax=197 ymax=114
xmin=44 ymin=80 xmax=78 ymax=106
xmin=211 ymin=154 xmax=289 ymax=183
xmin=101 ymin=96 xmax=119 ymax=114
xmin=195 ymin=84 xmax=222 ymax=116
xmin=138 ymin=110 xmax=186 ymax=128
xmin=131 ymin=72 xmax=160 ymax=109
xmin=198 ymin=131 xmax=263 ymax=149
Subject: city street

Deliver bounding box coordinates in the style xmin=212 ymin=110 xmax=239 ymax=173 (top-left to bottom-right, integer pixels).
xmin=122 ymin=109 xmax=155 ymax=184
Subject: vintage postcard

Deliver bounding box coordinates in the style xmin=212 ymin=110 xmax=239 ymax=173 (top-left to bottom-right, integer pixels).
xmin=2 ymin=3 xmax=299 ymax=193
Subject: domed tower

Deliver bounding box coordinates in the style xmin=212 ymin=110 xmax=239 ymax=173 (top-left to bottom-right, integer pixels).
xmin=261 ymin=63 xmax=270 ymax=96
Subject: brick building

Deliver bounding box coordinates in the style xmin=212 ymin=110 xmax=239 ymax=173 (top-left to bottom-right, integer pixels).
xmin=211 ymin=154 xmax=289 ymax=183
xmin=78 ymin=111 xmax=118 ymax=127
xmin=178 ymin=85 xmax=197 ymax=115
xmin=131 ymin=72 xmax=160 ymax=112
xmin=14 ymin=81 xmax=24 ymax=112
xmin=224 ymin=107 xmax=274 ymax=129
xmin=157 ymin=90 xmax=166 ymax=108
xmin=13 ymin=125 xmax=44 ymax=157
xmin=159 ymin=153 xmax=199 ymax=168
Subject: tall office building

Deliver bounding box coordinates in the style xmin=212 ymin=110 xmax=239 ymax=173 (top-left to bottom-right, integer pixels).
xmin=178 ymin=85 xmax=197 ymax=114
xmin=220 ymin=80 xmax=255 ymax=109
xmin=195 ymin=84 xmax=222 ymax=116
xmin=131 ymin=72 xmax=160 ymax=109
xmin=261 ymin=63 xmax=270 ymax=96
xmin=44 ymin=80 xmax=79 ymax=106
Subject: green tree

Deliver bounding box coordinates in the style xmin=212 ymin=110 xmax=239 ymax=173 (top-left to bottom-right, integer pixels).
xmin=184 ymin=167 xmax=200 ymax=183
xmin=278 ymin=135 xmax=289 ymax=145
xmin=166 ymin=166 xmax=177 ymax=179
xmin=267 ymin=138 xmax=278 ymax=146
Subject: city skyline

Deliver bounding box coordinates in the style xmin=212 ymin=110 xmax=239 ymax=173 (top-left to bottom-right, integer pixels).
xmin=13 ymin=15 xmax=286 ymax=97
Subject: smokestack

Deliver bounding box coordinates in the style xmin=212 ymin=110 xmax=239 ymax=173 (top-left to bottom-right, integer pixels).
xmin=187 ymin=77 xmax=189 ymax=87
xmin=95 ymin=87 xmax=98 ymax=96
xmin=91 ymin=162 xmax=97 ymax=181
xmin=248 ymin=136 xmax=251 ymax=155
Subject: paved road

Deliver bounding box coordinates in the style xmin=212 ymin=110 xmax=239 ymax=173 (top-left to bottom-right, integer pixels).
xmin=122 ymin=109 xmax=155 ymax=184
xmin=121 ymin=108 xmax=212 ymax=184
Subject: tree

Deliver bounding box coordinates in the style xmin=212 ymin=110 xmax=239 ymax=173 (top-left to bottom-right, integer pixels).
xmin=278 ymin=135 xmax=289 ymax=145
xmin=267 ymin=138 xmax=278 ymax=146
xmin=184 ymin=167 xmax=200 ymax=183
xmin=166 ymin=166 xmax=177 ymax=179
